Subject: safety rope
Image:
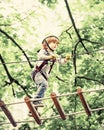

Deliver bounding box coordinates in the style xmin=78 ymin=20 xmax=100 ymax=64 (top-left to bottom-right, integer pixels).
xmin=0 ymin=48 xmax=103 ymax=65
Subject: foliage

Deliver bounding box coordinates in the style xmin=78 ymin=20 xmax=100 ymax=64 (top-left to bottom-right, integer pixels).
xmin=39 ymin=0 xmax=58 ymax=8
xmin=0 ymin=0 xmax=104 ymax=130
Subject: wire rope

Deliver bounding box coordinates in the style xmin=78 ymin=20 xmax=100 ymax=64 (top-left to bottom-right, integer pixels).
xmin=0 ymin=107 xmax=104 ymax=125
xmin=4 ymin=87 xmax=104 ymax=106
xmin=0 ymin=48 xmax=104 ymax=65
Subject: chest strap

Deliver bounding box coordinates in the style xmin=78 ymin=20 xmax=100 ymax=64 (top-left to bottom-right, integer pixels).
xmin=48 ymin=59 xmax=55 ymax=74
xmin=32 ymin=60 xmax=55 ymax=81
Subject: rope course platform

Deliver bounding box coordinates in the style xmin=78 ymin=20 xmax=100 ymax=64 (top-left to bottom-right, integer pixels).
xmin=0 ymin=87 xmax=104 ymax=127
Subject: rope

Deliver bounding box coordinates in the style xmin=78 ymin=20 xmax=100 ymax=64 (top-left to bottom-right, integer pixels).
xmin=6 ymin=96 xmax=51 ymax=106
xmin=58 ymin=87 xmax=104 ymax=98
xmin=0 ymin=48 xmax=104 ymax=65
xmin=0 ymin=87 xmax=103 ymax=126
xmin=0 ymin=59 xmax=41 ymax=65
xmin=5 ymin=87 xmax=104 ymax=106
xmin=0 ymin=107 xmax=104 ymax=125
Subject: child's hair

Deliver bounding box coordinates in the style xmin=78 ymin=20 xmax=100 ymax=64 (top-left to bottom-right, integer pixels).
xmin=42 ymin=35 xmax=59 ymax=50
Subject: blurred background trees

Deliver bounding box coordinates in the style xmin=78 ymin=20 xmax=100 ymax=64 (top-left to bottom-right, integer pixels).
xmin=0 ymin=0 xmax=104 ymax=129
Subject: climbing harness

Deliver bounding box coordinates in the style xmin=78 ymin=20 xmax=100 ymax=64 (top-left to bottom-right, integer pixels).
xmin=32 ymin=35 xmax=59 ymax=81
xmin=31 ymin=59 xmax=56 ymax=81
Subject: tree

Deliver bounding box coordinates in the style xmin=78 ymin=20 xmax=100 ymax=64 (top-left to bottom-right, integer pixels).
xmin=0 ymin=0 xmax=104 ymax=130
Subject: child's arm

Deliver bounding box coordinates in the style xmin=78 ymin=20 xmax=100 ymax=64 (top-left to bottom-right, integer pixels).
xmin=56 ymin=54 xmax=70 ymax=64
xmin=64 ymin=54 xmax=70 ymax=63
xmin=42 ymin=55 xmax=56 ymax=60
xmin=38 ymin=50 xmax=58 ymax=60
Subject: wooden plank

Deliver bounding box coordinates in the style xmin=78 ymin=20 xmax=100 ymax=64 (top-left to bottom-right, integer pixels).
xmin=0 ymin=99 xmax=17 ymax=127
xmin=51 ymin=92 xmax=66 ymax=120
xmin=77 ymin=87 xmax=92 ymax=116
xmin=24 ymin=97 xmax=42 ymax=125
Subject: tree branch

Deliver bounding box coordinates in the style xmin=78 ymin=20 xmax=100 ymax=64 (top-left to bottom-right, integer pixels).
xmin=0 ymin=54 xmax=30 ymax=97
xmin=77 ymin=76 xmax=104 ymax=85
xmin=82 ymin=38 xmax=103 ymax=45
xmin=0 ymin=28 xmax=33 ymax=68
xmin=64 ymin=0 xmax=89 ymax=54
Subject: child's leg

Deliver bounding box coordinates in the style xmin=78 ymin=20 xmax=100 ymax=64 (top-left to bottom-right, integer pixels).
xmin=33 ymin=80 xmax=48 ymax=105
xmin=35 ymin=81 xmax=48 ymax=98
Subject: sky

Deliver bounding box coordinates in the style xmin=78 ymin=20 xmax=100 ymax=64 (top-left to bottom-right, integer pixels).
xmin=0 ymin=0 xmax=73 ymax=44
xmin=0 ymin=0 xmax=86 ymax=48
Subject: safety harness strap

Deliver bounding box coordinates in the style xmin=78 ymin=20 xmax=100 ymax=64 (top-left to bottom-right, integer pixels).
xmin=36 ymin=60 xmax=48 ymax=71
xmin=32 ymin=60 xmax=55 ymax=81
xmin=44 ymin=39 xmax=54 ymax=52
xmin=48 ymin=60 xmax=55 ymax=74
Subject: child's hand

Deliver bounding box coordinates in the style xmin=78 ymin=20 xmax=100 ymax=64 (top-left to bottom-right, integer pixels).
xmin=65 ymin=54 xmax=70 ymax=62
xmin=50 ymin=54 xmax=58 ymax=60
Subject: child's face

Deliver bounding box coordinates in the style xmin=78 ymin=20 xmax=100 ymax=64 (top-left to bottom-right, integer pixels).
xmin=49 ymin=42 xmax=58 ymax=51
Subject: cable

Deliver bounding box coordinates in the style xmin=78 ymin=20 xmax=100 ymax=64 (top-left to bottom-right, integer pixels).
xmin=0 ymin=107 xmax=104 ymax=125
xmin=0 ymin=87 xmax=103 ymax=126
xmin=4 ymin=87 xmax=104 ymax=106
xmin=0 ymin=48 xmax=104 ymax=65
xmin=0 ymin=59 xmax=41 ymax=65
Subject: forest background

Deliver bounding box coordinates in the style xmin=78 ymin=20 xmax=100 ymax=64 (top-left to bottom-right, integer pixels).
xmin=0 ymin=0 xmax=104 ymax=130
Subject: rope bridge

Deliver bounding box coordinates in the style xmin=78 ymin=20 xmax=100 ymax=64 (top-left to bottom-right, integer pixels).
xmin=0 ymin=87 xmax=104 ymax=127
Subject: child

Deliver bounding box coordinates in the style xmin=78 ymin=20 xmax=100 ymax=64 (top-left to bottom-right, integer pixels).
xmin=31 ymin=35 xmax=70 ymax=105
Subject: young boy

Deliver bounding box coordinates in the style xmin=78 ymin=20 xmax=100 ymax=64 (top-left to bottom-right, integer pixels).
xmin=31 ymin=35 xmax=70 ymax=105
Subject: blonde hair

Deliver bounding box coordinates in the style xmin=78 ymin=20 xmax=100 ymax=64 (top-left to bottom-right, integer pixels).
xmin=42 ymin=36 xmax=59 ymax=50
